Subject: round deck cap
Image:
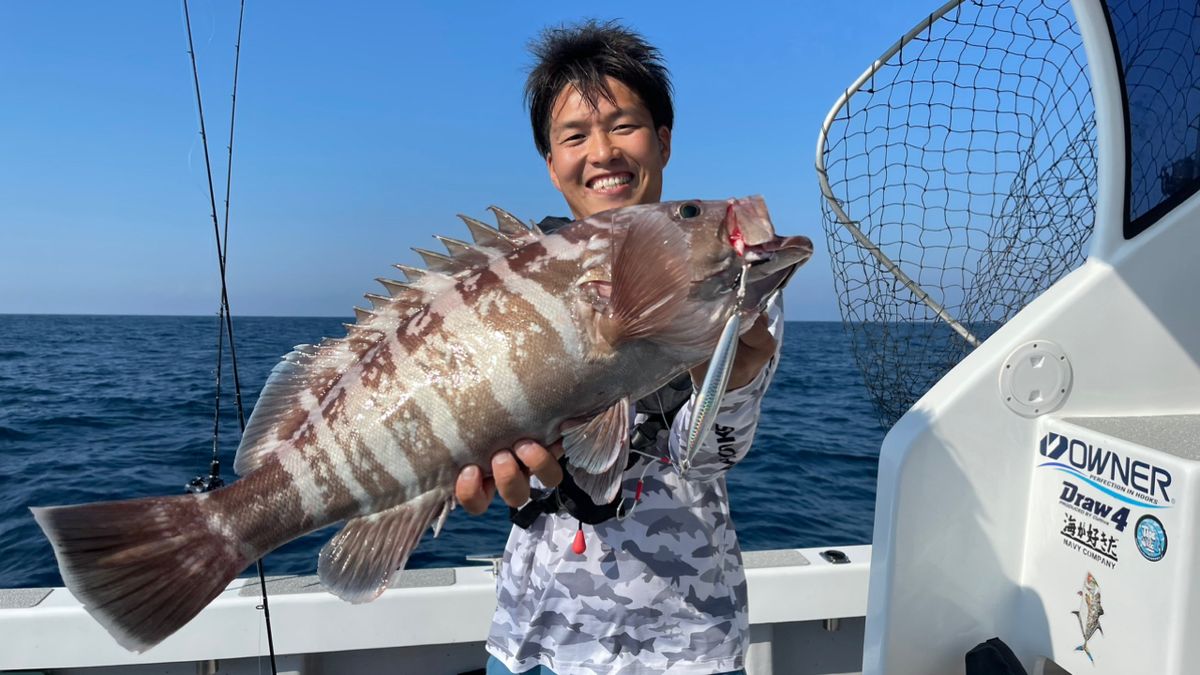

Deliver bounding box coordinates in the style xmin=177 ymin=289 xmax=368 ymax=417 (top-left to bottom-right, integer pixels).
xmin=999 ymin=340 xmax=1072 ymax=417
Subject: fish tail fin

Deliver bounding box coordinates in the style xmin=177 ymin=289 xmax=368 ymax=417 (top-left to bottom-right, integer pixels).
xmin=1074 ymin=644 xmax=1094 ymax=663
xmin=32 ymin=492 xmax=252 ymax=653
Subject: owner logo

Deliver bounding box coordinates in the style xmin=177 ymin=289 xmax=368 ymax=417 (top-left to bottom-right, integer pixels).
xmin=1038 ymin=432 xmax=1172 ymax=509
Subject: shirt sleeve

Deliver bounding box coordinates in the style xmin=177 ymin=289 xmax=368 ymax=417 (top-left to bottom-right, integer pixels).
xmin=666 ymin=296 xmax=785 ymax=483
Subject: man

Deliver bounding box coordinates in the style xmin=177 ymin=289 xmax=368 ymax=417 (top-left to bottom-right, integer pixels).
xmin=454 ymin=20 xmax=783 ymax=675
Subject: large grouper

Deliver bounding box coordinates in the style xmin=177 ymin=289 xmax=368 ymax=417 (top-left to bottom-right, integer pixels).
xmin=32 ymin=196 xmax=812 ymax=651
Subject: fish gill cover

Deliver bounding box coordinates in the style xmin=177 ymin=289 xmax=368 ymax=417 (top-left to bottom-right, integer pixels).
xmin=819 ymin=0 xmax=1097 ymax=427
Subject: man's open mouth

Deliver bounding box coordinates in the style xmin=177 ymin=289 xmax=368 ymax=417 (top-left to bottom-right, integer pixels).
xmin=587 ymin=173 xmax=634 ymax=192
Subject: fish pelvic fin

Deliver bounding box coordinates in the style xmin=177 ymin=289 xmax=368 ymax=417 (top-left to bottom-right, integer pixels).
xmin=31 ymin=493 xmax=253 ymax=653
xmin=570 ymin=449 xmax=631 ymax=505
xmin=563 ymin=398 xmax=634 ymax=504
xmin=317 ymin=488 xmax=454 ymax=604
xmin=562 ymin=397 xmax=632 ymax=475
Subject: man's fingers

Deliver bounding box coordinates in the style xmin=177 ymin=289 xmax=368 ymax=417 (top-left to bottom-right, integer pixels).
xmin=492 ymin=450 xmax=531 ymax=508
xmin=455 ymin=464 xmax=496 ymax=515
xmin=728 ymin=313 xmax=776 ymax=389
xmin=514 ymin=440 xmax=563 ymax=489
xmin=457 ymin=441 xmax=566 ymax=514
xmin=739 ymin=312 xmax=775 ymax=352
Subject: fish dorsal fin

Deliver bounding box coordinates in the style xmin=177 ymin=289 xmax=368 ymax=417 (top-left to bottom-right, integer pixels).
xmin=601 ymin=217 xmax=692 ymax=346
xmin=317 ymin=488 xmax=454 ymax=603
xmin=488 ymin=205 xmax=532 ymax=236
xmin=234 ymin=330 xmax=385 ymax=474
xmin=363 ymin=292 xmax=391 ymax=309
xmin=562 ymin=397 xmax=632 ymax=475
xmin=391 ymin=208 xmax=542 ymax=296
xmin=458 ymin=214 xmax=520 ymax=253
xmin=436 ymin=235 xmax=491 ymax=266
xmin=375 ymin=278 xmax=426 ymax=306
xmin=412 ymin=247 xmax=457 ymax=274
xmin=393 ymin=264 xmax=434 ymax=283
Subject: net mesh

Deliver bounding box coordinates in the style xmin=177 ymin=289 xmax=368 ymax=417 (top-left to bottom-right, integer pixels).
xmin=819 ymin=0 xmax=1096 ymax=427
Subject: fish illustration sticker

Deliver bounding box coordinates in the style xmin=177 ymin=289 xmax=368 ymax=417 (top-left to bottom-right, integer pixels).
xmin=1072 ymin=572 xmax=1104 ymax=663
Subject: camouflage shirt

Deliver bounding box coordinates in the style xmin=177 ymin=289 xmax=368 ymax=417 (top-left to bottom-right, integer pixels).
xmin=486 ymin=300 xmax=784 ymax=674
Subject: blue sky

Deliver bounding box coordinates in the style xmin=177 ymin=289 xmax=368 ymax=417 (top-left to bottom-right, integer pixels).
xmin=0 ymin=1 xmax=937 ymax=319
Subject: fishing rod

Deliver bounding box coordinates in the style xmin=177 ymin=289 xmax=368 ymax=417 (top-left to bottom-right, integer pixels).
xmin=180 ymin=1 xmax=279 ymax=672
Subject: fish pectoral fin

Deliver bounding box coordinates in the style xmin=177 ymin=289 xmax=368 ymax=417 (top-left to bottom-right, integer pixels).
xmin=562 ymin=397 xmax=632 ymax=474
xmin=317 ymin=488 xmax=453 ymax=604
xmin=602 ymin=216 xmax=692 ymax=346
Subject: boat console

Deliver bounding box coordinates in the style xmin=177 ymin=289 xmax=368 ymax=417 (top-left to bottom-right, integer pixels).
xmin=863 ymin=1 xmax=1200 ymax=672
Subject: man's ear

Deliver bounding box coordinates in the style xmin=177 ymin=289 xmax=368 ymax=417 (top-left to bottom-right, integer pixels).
xmin=657 ymin=126 xmax=672 ymax=166
xmin=546 ymin=152 xmax=563 ymax=193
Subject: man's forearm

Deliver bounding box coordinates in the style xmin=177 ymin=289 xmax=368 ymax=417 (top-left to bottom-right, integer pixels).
xmin=668 ymin=299 xmax=784 ymax=482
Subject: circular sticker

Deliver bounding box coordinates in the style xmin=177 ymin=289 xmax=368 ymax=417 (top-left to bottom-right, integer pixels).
xmin=1135 ymin=515 xmax=1167 ymax=562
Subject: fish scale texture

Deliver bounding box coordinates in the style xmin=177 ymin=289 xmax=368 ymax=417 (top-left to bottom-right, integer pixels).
xmin=487 ymin=303 xmax=782 ymax=674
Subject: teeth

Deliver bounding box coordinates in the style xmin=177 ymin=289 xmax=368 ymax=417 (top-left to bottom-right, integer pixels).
xmin=590 ymin=175 xmax=632 ymax=190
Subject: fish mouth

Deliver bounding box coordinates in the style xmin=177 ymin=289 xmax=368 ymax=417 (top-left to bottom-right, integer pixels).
xmin=723 ymin=196 xmax=814 ymax=309
xmin=742 ymin=236 xmax=813 ymax=311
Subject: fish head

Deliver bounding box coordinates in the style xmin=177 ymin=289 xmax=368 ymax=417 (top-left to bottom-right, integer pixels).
xmin=712 ymin=195 xmax=813 ymax=318
xmin=575 ymin=196 xmax=812 ymax=356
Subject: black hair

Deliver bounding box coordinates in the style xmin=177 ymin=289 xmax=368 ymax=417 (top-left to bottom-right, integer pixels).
xmin=525 ymin=20 xmax=674 ymax=158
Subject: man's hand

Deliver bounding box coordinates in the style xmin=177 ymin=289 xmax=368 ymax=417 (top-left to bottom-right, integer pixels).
xmin=455 ymin=440 xmax=565 ymax=515
xmin=689 ymin=312 xmax=776 ymax=391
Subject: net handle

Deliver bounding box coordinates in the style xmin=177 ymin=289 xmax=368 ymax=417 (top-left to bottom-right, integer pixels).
xmin=814 ymin=0 xmax=980 ymax=348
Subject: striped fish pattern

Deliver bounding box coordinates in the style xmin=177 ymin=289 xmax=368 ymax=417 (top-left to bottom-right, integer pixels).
xmin=31 ymin=196 xmax=813 ymax=652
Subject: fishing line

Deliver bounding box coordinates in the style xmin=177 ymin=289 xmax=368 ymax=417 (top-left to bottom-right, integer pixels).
xmin=181 ymin=1 xmax=278 ymax=672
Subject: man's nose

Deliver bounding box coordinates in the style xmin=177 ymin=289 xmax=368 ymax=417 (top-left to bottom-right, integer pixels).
xmin=587 ymin=133 xmax=620 ymax=164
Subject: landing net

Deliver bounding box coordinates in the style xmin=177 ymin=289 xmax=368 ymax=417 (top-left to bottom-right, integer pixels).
xmin=817 ymin=0 xmax=1096 ymax=427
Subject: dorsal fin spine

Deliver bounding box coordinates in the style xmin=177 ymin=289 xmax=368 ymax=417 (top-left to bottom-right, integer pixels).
xmin=458 ymin=214 xmax=517 ymax=250
xmin=413 ymin=247 xmax=456 ymax=273
xmin=436 ymin=235 xmax=478 ymax=256
xmin=377 ymin=277 xmax=413 ymax=296
xmin=488 ymin=205 xmax=530 ymax=236
xmin=363 ymin=293 xmax=390 ymax=309
xmin=393 ymin=264 xmax=427 ymax=282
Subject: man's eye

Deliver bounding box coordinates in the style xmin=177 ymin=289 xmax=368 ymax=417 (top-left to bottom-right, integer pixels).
xmin=562 ymin=134 xmax=585 ymax=145
xmin=613 ymin=124 xmax=637 ymax=133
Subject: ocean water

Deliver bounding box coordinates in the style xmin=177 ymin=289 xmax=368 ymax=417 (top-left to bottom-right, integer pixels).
xmin=0 ymin=315 xmax=886 ymax=589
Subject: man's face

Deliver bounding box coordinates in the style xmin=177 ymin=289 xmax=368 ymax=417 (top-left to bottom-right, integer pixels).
xmin=545 ymin=76 xmax=671 ymax=220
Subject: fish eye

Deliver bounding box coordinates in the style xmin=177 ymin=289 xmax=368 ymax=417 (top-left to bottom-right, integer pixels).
xmin=677 ymin=202 xmax=702 ymax=219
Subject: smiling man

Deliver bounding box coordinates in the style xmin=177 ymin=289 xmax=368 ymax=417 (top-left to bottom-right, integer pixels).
xmin=541 ymin=76 xmax=669 ymax=219
xmin=456 ymin=21 xmax=784 ymax=675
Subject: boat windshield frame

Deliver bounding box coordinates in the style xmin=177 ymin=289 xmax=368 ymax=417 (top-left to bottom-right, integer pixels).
xmin=1102 ymin=0 xmax=1200 ymax=239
